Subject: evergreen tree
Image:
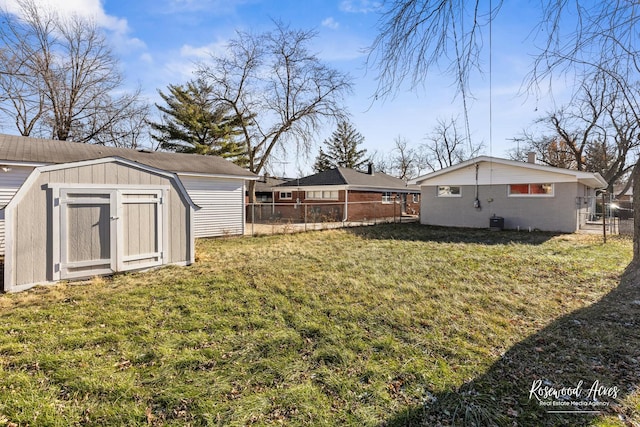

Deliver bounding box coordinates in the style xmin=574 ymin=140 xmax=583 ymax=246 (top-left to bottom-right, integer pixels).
xmin=150 ymin=79 xmax=249 ymax=166
xmin=313 ymin=121 xmax=369 ymax=172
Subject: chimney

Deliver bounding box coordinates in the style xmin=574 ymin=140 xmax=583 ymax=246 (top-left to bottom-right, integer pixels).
xmin=367 ymin=162 xmax=374 ymax=175
xmin=527 ymin=152 xmax=537 ymax=164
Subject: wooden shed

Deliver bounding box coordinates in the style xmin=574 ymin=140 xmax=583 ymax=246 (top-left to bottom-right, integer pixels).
xmin=3 ymin=157 xmax=195 ymax=293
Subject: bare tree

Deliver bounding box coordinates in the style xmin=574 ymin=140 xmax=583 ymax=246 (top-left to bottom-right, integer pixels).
xmin=385 ymin=136 xmax=419 ymax=181
xmin=369 ymin=149 xmax=391 ymax=175
xmin=368 ymin=0 xmax=493 ymax=100
xmin=197 ymin=22 xmax=352 ymax=201
xmin=0 ymin=0 xmax=148 ymax=145
xmin=369 ymin=0 xmax=640 ymax=260
xmin=421 ymin=116 xmax=483 ymax=171
xmin=511 ymin=73 xmax=640 ymax=194
xmin=92 ymin=97 xmax=150 ymax=149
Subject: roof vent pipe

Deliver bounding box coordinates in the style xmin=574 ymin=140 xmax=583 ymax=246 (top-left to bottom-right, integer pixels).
xmin=367 ymin=163 xmax=374 ymax=175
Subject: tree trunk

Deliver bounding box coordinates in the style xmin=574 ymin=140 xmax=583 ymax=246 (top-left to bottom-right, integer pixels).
xmin=633 ymin=161 xmax=640 ymax=263
xmin=246 ymin=179 xmax=256 ymax=204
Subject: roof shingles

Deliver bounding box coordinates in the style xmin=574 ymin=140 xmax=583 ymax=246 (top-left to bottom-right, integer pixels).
xmin=0 ymin=134 xmax=255 ymax=178
xmin=278 ymin=167 xmax=417 ymax=191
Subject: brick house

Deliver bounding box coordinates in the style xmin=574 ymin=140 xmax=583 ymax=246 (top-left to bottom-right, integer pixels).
xmin=271 ymin=166 xmax=420 ymax=222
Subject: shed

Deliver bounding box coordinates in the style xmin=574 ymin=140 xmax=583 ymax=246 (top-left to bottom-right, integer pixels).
xmin=3 ymin=157 xmax=196 ymax=292
xmin=409 ymin=156 xmax=607 ymax=233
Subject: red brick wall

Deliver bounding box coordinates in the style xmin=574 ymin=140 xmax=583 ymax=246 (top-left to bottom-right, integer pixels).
xmin=252 ymin=188 xmax=420 ymax=222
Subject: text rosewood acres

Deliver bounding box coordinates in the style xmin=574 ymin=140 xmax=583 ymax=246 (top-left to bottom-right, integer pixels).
xmin=529 ymin=379 xmax=619 ymax=403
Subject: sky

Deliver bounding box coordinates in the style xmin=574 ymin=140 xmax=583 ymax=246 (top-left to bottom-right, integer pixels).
xmin=0 ymin=0 xmax=572 ymax=177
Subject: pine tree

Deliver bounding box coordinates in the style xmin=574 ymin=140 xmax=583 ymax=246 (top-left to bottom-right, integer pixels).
xmin=313 ymin=121 xmax=369 ymax=172
xmin=150 ymin=79 xmax=249 ymax=166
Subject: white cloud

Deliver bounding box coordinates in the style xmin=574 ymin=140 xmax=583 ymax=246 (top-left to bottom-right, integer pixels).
xmin=339 ymin=0 xmax=382 ymax=14
xmin=2 ymin=0 xmax=127 ymax=32
xmin=164 ymin=0 xmax=250 ymax=14
xmin=0 ymin=0 xmax=146 ymax=54
xmin=162 ymin=59 xmax=198 ymax=82
xmin=179 ymin=39 xmax=228 ymax=59
xmin=139 ymin=53 xmax=154 ymax=64
xmin=321 ymin=17 xmax=339 ymax=30
xmin=153 ymin=40 xmax=229 ymax=84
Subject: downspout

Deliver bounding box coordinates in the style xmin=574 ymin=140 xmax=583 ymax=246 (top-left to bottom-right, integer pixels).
xmin=343 ymin=188 xmax=349 ymax=222
xmin=474 ymin=163 xmax=481 ymax=209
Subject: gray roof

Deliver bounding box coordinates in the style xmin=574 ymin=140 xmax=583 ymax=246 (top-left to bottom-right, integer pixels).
xmin=278 ymin=167 xmax=418 ymax=191
xmin=0 ymin=134 xmax=256 ymax=178
xmin=255 ymin=176 xmax=290 ymax=192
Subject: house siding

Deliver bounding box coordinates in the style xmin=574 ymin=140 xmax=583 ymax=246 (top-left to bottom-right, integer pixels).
xmin=179 ymin=175 xmax=245 ymax=237
xmin=0 ymin=166 xmax=36 ymax=254
xmin=420 ymin=182 xmax=581 ymax=232
xmin=4 ymin=161 xmax=192 ymax=292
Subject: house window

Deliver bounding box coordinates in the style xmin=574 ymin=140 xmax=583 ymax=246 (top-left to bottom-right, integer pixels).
xmin=437 ymin=186 xmax=461 ymax=197
xmin=306 ymin=190 xmax=321 ymax=199
xmin=508 ymin=183 xmax=554 ymax=196
xmin=279 ymin=191 xmax=292 ymax=200
xmin=412 ymin=194 xmax=420 ymax=203
xmin=306 ymin=190 xmax=338 ymax=200
xmin=323 ymin=190 xmax=338 ymax=200
xmin=382 ymin=192 xmax=394 ymax=203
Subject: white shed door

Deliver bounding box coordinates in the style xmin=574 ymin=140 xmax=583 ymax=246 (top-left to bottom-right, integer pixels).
xmin=59 ymin=190 xmax=117 ymax=279
xmin=59 ymin=189 xmax=165 ymax=279
xmin=118 ymin=190 xmax=164 ymax=271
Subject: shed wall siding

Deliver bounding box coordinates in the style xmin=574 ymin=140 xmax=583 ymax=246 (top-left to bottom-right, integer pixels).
xmin=180 ymin=175 xmax=245 ymax=237
xmin=8 ymin=162 xmax=191 ymax=289
xmin=419 ymin=182 xmax=580 ymax=232
xmin=168 ymin=188 xmax=190 ymax=263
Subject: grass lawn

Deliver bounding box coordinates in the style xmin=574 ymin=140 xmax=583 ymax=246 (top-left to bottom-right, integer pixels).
xmin=0 ymin=224 xmax=638 ymax=426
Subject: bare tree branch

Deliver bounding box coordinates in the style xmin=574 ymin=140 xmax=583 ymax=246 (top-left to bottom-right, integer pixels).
xmin=0 ymin=0 xmax=148 ymax=145
xmin=197 ymin=21 xmax=353 ymax=201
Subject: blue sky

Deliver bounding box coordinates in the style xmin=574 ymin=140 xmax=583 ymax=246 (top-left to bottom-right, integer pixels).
xmin=1 ymin=0 xmax=569 ymax=177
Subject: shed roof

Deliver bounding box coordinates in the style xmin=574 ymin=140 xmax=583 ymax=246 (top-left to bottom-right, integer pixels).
xmin=409 ymin=156 xmax=607 ymax=188
xmin=277 ymin=167 xmax=418 ymax=191
xmin=0 ymin=134 xmax=256 ymax=179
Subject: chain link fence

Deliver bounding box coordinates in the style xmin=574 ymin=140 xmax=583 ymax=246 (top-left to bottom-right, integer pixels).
xmin=579 ymin=194 xmax=633 ymax=237
xmin=245 ymin=201 xmax=418 ymax=236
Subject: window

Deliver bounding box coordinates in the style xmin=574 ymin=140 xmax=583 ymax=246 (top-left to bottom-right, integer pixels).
xmin=508 ymin=183 xmax=554 ymax=196
xmin=437 ymin=186 xmax=461 ymax=197
xmin=412 ymin=194 xmax=420 ymax=203
xmin=305 ymin=190 xmax=338 ymax=200
xmin=279 ymin=191 xmax=292 ymax=200
xmin=382 ymin=192 xmax=394 ymax=203
xmin=323 ymin=190 xmax=338 ymax=200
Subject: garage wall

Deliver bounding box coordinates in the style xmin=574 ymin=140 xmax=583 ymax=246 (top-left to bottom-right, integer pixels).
xmin=179 ymin=175 xmax=245 ymax=237
xmin=0 ymin=166 xmax=36 ymax=255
